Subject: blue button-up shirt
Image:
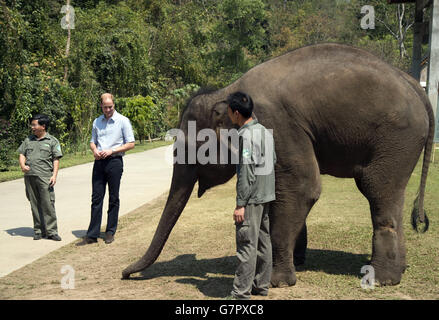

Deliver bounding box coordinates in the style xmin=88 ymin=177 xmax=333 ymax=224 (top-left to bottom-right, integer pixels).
xmin=90 ymin=110 xmax=135 ymax=157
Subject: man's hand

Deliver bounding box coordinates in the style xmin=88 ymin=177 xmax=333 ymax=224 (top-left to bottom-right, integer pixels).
xmin=21 ymin=165 xmax=30 ymax=173
xmin=49 ymin=175 xmax=57 ymax=187
xmin=233 ymin=206 xmax=245 ymax=223
xmin=92 ymin=149 xmax=103 ymax=160
xmin=100 ymin=149 xmax=113 ymax=159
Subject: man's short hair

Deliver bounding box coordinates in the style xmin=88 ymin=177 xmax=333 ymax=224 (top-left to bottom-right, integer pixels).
xmin=227 ymin=92 xmax=253 ymax=119
xmin=101 ymin=93 xmax=114 ymax=105
xmin=30 ymin=114 xmax=50 ymax=131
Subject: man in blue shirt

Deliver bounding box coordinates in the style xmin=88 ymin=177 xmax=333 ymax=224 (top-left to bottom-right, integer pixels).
xmin=77 ymin=93 xmax=135 ymax=246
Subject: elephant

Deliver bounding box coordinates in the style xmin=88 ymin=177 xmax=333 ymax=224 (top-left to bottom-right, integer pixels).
xmin=122 ymin=43 xmax=433 ymax=287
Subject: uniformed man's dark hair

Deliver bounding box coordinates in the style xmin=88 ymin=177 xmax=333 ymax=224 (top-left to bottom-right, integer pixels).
xmin=227 ymin=92 xmax=253 ymax=119
xmin=30 ymin=114 xmax=50 ymax=131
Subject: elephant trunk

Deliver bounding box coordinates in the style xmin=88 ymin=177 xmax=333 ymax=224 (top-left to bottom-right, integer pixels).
xmin=122 ymin=163 xmax=197 ymax=279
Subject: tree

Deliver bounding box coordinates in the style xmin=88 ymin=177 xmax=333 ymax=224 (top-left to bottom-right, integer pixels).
xmin=0 ymin=119 xmax=14 ymax=170
xmin=376 ymin=3 xmax=414 ymax=59
xmin=357 ymin=0 xmax=415 ymax=60
xmin=166 ymin=84 xmax=200 ymax=129
xmin=119 ymin=95 xmax=163 ymax=143
xmin=0 ymin=0 xmax=418 ymax=161
xmin=213 ymin=0 xmax=267 ymax=79
xmin=68 ymin=2 xmax=154 ymax=97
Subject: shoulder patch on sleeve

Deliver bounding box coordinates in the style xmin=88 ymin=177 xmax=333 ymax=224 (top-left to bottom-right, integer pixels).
xmin=242 ymin=148 xmax=251 ymax=159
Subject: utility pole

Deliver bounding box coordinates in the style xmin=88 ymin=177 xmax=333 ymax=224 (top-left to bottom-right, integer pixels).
xmin=427 ymin=0 xmax=439 ymax=137
xmin=411 ymin=0 xmax=428 ymax=80
xmin=61 ymin=0 xmax=74 ymax=83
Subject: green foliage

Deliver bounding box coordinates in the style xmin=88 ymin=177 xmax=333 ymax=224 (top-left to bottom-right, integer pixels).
xmin=118 ymin=95 xmax=163 ymax=143
xmin=166 ymin=84 xmax=200 ymax=129
xmin=0 ymin=0 xmax=420 ymax=164
xmin=217 ymin=0 xmax=267 ymax=54
xmin=0 ymin=119 xmax=14 ymax=170
xmin=67 ymin=88 xmax=99 ymax=154
xmin=69 ymin=2 xmax=154 ymax=97
xmin=211 ymin=0 xmax=267 ymax=83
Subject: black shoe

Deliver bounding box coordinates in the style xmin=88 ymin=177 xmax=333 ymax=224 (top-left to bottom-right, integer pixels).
xmin=251 ymin=289 xmax=268 ymax=296
xmin=33 ymin=234 xmax=42 ymax=240
xmin=104 ymin=232 xmax=114 ymax=244
xmin=76 ymin=237 xmax=98 ymax=246
xmin=47 ymin=234 xmax=62 ymax=241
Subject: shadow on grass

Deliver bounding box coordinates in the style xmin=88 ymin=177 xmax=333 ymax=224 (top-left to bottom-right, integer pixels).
xmin=297 ymin=248 xmax=370 ymax=277
xmin=126 ymin=248 xmax=369 ymax=297
xmin=129 ymin=254 xmax=236 ymax=298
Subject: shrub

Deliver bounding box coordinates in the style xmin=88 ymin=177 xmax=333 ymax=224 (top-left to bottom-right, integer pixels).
xmin=118 ymin=95 xmax=164 ymax=143
xmin=0 ymin=119 xmax=15 ymax=171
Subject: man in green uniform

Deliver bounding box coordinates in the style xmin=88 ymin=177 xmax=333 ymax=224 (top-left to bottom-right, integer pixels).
xmin=17 ymin=114 xmax=63 ymax=241
xmin=227 ymin=92 xmax=277 ymax=300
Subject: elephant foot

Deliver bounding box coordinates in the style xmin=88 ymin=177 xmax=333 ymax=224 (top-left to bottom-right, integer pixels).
xmin=371 ymin=262 xmax=402 ymax=286
xmin=270 ymin=267 xmax=297 ymax=288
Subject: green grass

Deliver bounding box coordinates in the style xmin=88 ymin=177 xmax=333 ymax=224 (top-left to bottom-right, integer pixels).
xmin=0 ymin=140 xmax=172 ymax=183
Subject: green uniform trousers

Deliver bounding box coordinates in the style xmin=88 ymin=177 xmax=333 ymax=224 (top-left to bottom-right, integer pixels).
xmin=231 ymin=202 xmax=272 ymax=300
xmin=24 ymin=175 xmax=58 ymax=236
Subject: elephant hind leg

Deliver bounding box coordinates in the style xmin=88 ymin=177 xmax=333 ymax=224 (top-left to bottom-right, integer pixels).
xmin=354 ymin=166 xmax=408 ymax=286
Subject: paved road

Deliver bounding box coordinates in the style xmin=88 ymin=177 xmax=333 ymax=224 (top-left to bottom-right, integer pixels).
xmin=0 ymin=146 xmax=173 ymax=278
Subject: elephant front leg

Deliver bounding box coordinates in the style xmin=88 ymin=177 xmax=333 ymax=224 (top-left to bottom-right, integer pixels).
xmin=270 ymin=205 xmax=299 ymax=287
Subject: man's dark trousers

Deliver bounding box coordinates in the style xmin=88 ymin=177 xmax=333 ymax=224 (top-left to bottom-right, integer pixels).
xmin=87 ymin=156 xmax=123 ymax=239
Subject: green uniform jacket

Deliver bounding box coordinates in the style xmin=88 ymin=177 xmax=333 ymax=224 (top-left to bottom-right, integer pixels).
xmin=236 ymin=119 xmax=276 ymax=207
xmin=17 ymin=133 xmax=63 ymax=177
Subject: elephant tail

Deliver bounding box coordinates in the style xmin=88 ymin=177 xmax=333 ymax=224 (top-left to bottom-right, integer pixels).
xmin=411 ymin=94 xmax=435 ymax=233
